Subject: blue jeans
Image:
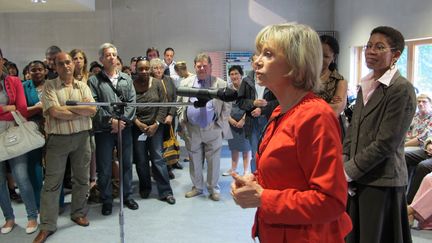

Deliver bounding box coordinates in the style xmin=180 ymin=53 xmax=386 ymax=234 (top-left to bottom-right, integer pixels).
xmin=95 ymin=126 xmax=133 ymax=204
xmin=248 ymin=116 xmax=268 ymax=173
xmin=27 ymin=147 xmax=44 ymax=210
xmin=0 ymin=153 xmax=38 ymax=220
xmin=132 ymin=125 xmax=173 ymax=198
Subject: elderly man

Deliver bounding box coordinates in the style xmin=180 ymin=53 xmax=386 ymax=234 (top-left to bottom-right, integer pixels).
xmin=177 ymin=53 xmax=231 ymax=201
xmin=88 ymin=43 xmax=138 ymax=216
xmin=33 ymin=52 xmax=96 ymax=243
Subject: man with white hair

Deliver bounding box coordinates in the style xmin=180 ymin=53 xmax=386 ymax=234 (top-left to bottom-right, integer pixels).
xmin=88 ymin=43 xmax=138 ymax=216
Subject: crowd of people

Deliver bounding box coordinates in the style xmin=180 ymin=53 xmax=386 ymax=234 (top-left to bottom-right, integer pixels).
xmin=0 ymin=22 xmax=430 ymax=243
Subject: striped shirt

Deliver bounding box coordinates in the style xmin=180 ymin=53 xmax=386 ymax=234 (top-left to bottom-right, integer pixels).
xmin=42 ymin=77 xmax=94 ymax=135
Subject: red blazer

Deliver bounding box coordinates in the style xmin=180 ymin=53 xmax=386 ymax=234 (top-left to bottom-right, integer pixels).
xmin=253 ymin=93 xmax=352 ymax=243
xmin=0 ymin=75 xmax=28 ymax=120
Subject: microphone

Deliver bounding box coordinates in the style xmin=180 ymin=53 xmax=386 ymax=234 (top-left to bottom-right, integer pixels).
xmin=176 ymin=87 xmax=238 ymax=102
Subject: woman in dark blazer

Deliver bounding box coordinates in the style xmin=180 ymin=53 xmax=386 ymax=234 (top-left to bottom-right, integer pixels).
xmin=343 ymin=26 xmax=416 ymax=243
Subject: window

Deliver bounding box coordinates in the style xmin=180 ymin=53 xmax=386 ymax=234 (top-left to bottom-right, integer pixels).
xmin=353 ymin=38 xmax=432 ymax=95
xmin=413 ymin=43 xmax=432 ymax=93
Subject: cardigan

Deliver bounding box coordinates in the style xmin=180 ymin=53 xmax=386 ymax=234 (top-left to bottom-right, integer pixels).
xmin=0 ymin=75 xmax=28 ymax=120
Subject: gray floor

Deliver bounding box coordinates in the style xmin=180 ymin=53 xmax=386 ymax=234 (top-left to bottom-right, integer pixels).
xmin=2 ymin=146 xmax=432 ymax=243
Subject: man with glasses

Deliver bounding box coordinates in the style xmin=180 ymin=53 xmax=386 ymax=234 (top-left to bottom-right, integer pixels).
xmin=405 ymin=93 xmax=432 ymax=204
xmin=177 ymin=53 xmax=231 ymax=201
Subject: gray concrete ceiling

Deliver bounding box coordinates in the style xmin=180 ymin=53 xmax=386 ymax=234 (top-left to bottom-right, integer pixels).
xmin=0 ymin=0 xmax=95 ymax=13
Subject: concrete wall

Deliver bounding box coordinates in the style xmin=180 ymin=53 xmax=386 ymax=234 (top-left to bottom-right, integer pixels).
xmin=0 ymin=0 xmax=333 ymax=76
xmin=334 ymin=0 xmax=432 ymax=85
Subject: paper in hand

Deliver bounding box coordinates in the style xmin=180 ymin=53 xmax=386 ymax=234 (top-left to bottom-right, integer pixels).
xmin=138 ymin=133 xmax=148 ymax=141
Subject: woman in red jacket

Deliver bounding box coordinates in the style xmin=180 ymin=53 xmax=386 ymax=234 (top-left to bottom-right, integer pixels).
xmin=231 ymin=23 xmax=352 ymax=243
xmin=0 ymin=48 xmax=38 ymax=234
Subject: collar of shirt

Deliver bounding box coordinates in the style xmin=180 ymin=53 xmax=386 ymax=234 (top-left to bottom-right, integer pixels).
xmin=194 ymin=76 xmax=211 ymax=88
xmin=361 ymin=67 xmax=398 ymax=87
xmin=55 ymin=77 xmax=79 ymax=89
xmin=164 ymin=60 xmax=176 ymax=68
xmin=360 ymin=68 xmax=398 ymax=105
xmin=103 ymin=70 xmax=119 ymax=81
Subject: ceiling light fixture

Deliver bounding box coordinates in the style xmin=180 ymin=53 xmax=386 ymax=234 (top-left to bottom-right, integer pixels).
xmin=32 ymin=0 xmax=47 ymax=3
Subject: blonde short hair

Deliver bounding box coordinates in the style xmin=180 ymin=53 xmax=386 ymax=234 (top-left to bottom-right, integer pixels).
xmin=174 ymin=61 xmax=187 ymax=72
xmin=149 ymin=58 xmax=165 ymax=70
xmin=255 ymin=23 xmax=322 ymax=91
xmin=417 ymin=93 xmax=432 ymax=102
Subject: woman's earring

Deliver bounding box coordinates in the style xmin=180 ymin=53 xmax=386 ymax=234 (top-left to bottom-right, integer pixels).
xmin=390 ymin=60 xmax=397 ymax=70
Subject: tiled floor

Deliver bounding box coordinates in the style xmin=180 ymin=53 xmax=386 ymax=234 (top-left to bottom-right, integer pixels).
xmin=1 ymin=146 xmax=431 ymax=243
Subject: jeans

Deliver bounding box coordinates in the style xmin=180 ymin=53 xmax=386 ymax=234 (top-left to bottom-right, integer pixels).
xmin=0 ymin=153 xmax=38 ymax=221
xmin=248 ymin=116 xmax=268 ymax=173
xmin=133 ymin=125 xmax=173 ymax=198
xmin=27 ymin=147 xmax=44 ymax=210
xmin=95 ymin=126 xmax=133 ymax=204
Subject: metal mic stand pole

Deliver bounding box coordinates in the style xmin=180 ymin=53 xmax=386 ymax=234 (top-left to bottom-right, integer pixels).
xmin=114 ymin=103 xmax=125 ymax=243
xmin=67 ymin=101 xmax=192 ymax=243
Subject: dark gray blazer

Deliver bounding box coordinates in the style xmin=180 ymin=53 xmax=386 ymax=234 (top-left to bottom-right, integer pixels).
xmin=343 ymin=71 xmax=416 ymax=187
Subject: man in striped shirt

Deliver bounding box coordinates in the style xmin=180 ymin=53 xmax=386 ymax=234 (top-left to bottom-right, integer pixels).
xmin=34 ymin=52 xmax=96 ymax=243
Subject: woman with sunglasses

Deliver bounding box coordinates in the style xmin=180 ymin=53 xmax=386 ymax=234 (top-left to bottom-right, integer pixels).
xmin=231 ymin=23 xmax=351 ymax=243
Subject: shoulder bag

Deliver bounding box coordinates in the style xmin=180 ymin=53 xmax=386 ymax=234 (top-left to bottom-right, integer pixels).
xmin=0 ymin=111 xmax=45 ymax=161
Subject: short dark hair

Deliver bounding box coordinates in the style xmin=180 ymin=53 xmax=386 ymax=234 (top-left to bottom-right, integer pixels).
xmin=320 ymin=35 xmax=340 ymax=71
xmin=130 ymin=56 xmax=138 ymax=63
xmin=228 ymin=65 xmax=244 ymax=76
xmin=5 ymin=62 xmax=19 ymax=77
xmin=28 ymin=60 xmax=47 ymax=69
xmin=146 ymin=47 xmax=159 ymax=57
xmin=89 ymin=61 xmax=103 ymax=72
xmin=164 ymin=47 xmax=174 ymax=55
xmin=370 ymin=26 xmax=405 ymax=53
xmin=45 ymin=45 xmax=62 ymax=56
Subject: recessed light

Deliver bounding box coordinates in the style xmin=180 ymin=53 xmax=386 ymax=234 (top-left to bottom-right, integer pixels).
xmin=32 ymin=0 xmax=47 ymax=3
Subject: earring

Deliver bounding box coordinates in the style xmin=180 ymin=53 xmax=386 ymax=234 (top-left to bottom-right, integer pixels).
xmin=390 ymin=60 xmax=397 ymax=70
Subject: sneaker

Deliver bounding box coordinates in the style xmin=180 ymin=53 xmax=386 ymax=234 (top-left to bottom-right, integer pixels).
xmin=222 ymin=169 xmax=236 ymax=176
xmin=185 ymin=188 xmax=203 ymax=198
xmin=209 ymin=193 xmax=220 ymax=201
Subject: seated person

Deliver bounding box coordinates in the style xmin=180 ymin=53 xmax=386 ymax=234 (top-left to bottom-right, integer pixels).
xmin=405 ymin=93 xmax=432 ymax=148
xmin=406 ymin=135 xmax=432 ymax=204
xmin=408 ymin=172 xmax=432 ymax=229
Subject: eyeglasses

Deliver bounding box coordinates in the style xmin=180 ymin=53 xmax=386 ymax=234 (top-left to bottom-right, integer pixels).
xmin=417 ymin=100 xmax=430 ymax=104
xmin=363 ymin=44 xmax=397 ymax=53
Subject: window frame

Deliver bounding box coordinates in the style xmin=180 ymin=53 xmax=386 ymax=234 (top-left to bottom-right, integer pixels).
xmin=353 ymin=38 xmax=432 ymax=86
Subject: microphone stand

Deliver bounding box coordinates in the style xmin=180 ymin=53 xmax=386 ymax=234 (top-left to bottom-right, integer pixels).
xmin=67 ymin=101 xmax=192 ymax=243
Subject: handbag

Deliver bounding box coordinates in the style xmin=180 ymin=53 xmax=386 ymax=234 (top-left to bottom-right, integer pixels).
xmin=162 ymin=126 xmax=180 ymax=166
xmin=0 ymin=111 xmax=45 ymax=161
